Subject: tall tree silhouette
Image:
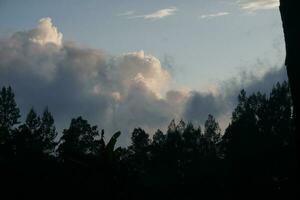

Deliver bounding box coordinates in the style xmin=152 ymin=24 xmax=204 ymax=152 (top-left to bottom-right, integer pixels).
xmin=0 ymin=86 xmax=20 ymax=131
xmin=25 ymin=108 xmax=41 ymax=132
xmin=223 ymin=90 xmax=267 ymax=161
xmin=0 ymin=86 xmax=20 ymax=158
xmin=14 ymin=108 xmax=42 ymax=156
xmin=279 ymin=0 xmax=300 ymax=161
xmin=39 ymin=108 xmax=57 ymax=154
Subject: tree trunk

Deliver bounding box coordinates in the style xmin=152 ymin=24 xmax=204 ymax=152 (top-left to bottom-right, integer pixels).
xmin=279 ymin=0 xmax=300 ymax=163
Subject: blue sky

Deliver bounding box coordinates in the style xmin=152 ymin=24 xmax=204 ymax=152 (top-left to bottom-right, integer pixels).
xmin=0 ymin=0 xmax=286 ymax=142
xmin=0 ymin=0 xmax=284 ymax=90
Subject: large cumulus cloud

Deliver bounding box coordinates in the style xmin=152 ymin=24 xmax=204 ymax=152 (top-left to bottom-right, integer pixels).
xmin=0 ymin=17 xmax=286 ymax=145
xmin=0 ymin=17 xmax=178 ymax=144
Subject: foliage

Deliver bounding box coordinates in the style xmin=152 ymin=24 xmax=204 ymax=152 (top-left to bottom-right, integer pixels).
xmin=57 ymin=116 xmax=99 ymax=160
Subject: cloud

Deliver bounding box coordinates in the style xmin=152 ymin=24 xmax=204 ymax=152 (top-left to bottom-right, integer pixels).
xmin=222 ymin=66 xmax=287 ymax=99
xmin=112 ymin=50 xmax=170 ymax=97
xmin=0 ymin=18 xmax=176 ymax=143
xmin=183 ymin=92 xmax=227 ymax=123
xmin=238 ymin=0 xmax=279 ymax=12
xmin=200 ymin=12 xmax=230 ymax=19
xmin=117 ymin=11 xmax=135 ymax=17
xmin=0 ymin=17 xmax=287 ymax=145
xmin=123 ymin=7 xmax=177 ymax=20
xmin=12 ymin=17 xmax=63 ymax=46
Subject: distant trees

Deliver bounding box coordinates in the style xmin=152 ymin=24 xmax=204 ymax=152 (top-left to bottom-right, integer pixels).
xmin=0 ymin=87 xmax=58 ymax=159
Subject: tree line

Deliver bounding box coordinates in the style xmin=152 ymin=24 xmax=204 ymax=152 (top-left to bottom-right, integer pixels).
xmin=0 ymin=81 xmax=298 ymax=199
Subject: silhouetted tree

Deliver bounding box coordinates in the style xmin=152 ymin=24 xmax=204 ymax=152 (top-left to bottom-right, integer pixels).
xmin=222 ymin=82 xmax=297 ymax=195
xmin=182 ymin=123 xmax=201 ymax=152
xmin=204 ymin=114 xmax=221 ymax=143
xmin=14 ymin=108 xmax=42 ymax=156
xmin=26 ymin=108 xmax=41 ymax=131
xmin=58 ymin=116 xmax=99 ymax=161
xmin=39 ymin=108 xmax=57 ymax=154
xmin=279 ymin=0 xmax=300 ymax=122
xmin=12 ymin=108 xmax=57 ymax=157
xmin=0 ymin=86 xmax=20 ymax=130
xmin=166 ymin=119 xmax=183 ymax=150
xmin=279 ymin=1 xmax=300 ymax=172
xmin=95 ymin=130 xmax=122 ymax=161
xmin=223 ymin=90 xmax=267 ymax=160
xmin=130 ymin=128 xmax=150 ymax=154
xmin=0 ymin=86 xmax=20 ymax=159
xmin=268 ymin=82 xmax=293 ymax=138
xmin=176 ymin=119 xmax=186 ymax=134
xmin=152 ymin=129 xmax=166 ymax=147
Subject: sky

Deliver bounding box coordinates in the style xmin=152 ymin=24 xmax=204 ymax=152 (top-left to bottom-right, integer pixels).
xmin=0 ymin=0 xmax=287 ymax=145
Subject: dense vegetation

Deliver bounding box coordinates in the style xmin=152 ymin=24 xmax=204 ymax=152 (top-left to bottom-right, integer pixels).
xmin=0 ymin=82 xmax=298 ymax=199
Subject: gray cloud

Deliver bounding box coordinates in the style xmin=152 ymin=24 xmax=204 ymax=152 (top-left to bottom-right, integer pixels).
xmin=221 ymin=66 xmax=287 ymax=103
xmin=184 ymin=92 xmax=227 ymax=123
xmin=0 ymin=18 xmax=177 ymax=145
xmin=183 ymin=66 xmax=287 ymax=131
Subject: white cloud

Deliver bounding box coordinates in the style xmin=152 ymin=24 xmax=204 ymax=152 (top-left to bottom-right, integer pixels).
xmin=238 ymin=0 xmax=279 ymax=12
xmin=10 ymin=17 xmax=63 ymax=48
xmin=114 ymin=50 xmax=170 ymax=97
xmin=143 ymin=7 xmax=178 ymax=20
xmin=200 ymin=12 xmax=230 ymax=19
xmin=126 ymin=7 xmax=177 ymax=20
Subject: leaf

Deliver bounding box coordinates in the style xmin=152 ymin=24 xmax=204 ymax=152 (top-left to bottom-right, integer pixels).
xmin=106 ymin=131 xmax=121 ymax=154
